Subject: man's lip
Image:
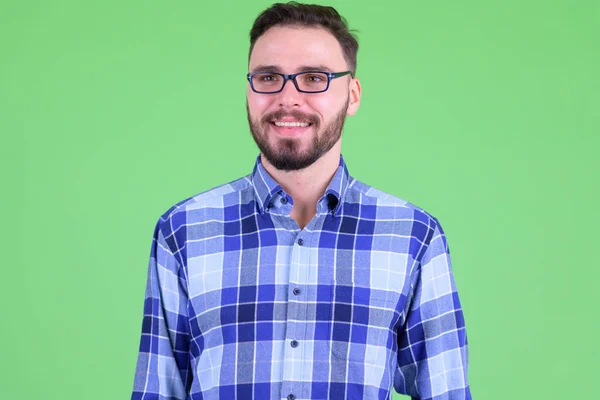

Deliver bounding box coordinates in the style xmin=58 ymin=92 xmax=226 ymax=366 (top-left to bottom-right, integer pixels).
xmin=269 ymin=121 xmax=313 ymax=125
xmin=269 ymin=121 xmax=313 ymax=137
xmin=270 ymin=120 xmax=312 ymax=124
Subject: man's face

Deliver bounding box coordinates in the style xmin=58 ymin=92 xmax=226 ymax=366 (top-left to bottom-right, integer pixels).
xmin=246 ymin=25 xmax=360 ymax=171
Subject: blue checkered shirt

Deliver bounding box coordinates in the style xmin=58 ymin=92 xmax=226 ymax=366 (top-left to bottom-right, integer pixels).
xmin=131 ymin=154 xmax=471 ymax=400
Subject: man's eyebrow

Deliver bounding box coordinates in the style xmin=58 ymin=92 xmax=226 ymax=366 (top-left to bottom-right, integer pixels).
xmin=250 ymin=64 xmax=335 ymax=73
xmin=251 ymin=65 xmax=283 ymax=73
xmin=297 ymin=65 xmax=334 ymax=73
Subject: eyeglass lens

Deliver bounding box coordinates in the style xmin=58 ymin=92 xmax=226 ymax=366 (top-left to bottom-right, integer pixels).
xmin=251 ymin=72 xmax=328 ymax=93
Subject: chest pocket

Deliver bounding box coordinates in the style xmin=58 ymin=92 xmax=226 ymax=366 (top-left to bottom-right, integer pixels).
xmin=328 ymin=284 xmax=401 ymax=365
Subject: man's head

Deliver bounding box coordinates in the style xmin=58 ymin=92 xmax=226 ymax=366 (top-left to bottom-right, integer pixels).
xmin=246 ymin=2 xmax=362 ymax=171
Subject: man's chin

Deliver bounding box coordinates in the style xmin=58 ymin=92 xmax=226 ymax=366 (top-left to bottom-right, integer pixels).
xmin=261 ymin=148 xmax=318 ymax=172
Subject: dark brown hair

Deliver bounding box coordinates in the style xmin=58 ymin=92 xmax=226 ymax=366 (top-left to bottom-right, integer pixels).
xmin=249 ymin=2 xmax=359 ymax=75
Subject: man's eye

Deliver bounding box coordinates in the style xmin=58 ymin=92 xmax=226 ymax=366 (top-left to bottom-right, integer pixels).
xmin=260 ymin=74 xmax=279 ymax=81
xmin=305 ymin=74 xmax=324 ymax=82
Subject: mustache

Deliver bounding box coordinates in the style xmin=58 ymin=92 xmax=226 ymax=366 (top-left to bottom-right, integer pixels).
xmin=261 ymin=109 xmax=320 ymax=127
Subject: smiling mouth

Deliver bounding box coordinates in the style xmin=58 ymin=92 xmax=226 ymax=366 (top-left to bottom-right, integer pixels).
xmin=270 ymin=121 xmax=313 ymax=127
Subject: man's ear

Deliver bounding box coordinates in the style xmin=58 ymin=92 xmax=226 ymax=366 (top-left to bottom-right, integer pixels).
xmin=347 ymin=77 xmax=362 ymax=116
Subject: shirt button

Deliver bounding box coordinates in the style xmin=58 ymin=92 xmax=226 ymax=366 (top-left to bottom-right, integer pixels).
xmin=297 ymin=238 xmax=304 ymax=246
xmin=281 ymin=197 xmax=288 ymax=204
xmin=293 ymin=288 xmax=300 ymax=295
xmin=287 ymin=394 xmax=296 ymax=400
xmin=290 ymin=340 xmax=298 ymax=348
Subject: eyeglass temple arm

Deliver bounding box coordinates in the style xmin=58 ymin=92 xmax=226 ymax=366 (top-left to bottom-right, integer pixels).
xmin=330 ymin=71 xmax=353 ymax=79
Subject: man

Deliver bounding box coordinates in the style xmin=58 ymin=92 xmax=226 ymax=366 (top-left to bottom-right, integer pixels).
xmin=131 ymin=2 xmax=471 ymax=399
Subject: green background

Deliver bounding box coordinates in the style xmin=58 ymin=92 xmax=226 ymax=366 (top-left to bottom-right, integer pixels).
xmin=2 ymin=0 xmax=598 ymax=398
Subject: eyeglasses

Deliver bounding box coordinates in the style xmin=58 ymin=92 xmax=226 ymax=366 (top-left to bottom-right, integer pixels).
xmin=247 ymin=70 xmax=352 ymax=94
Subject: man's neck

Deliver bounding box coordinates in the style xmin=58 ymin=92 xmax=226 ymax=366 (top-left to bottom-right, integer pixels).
xmin=260 ymin=143 xmax=341 ymax=228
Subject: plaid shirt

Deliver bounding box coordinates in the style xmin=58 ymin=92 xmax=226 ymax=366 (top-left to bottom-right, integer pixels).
xmin=131 ymin=154 xmax=471 ymax=400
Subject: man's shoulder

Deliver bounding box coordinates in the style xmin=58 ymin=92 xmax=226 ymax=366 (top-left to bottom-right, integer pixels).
xmin=348 ymin=177 xmax=439 ymax=226
xmin=155 ymin=174 xmax=253 ymax=226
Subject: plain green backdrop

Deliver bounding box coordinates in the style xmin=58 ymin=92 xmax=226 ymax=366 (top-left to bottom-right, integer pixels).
xmin=2 ymin=0 xmax=598 ymax=398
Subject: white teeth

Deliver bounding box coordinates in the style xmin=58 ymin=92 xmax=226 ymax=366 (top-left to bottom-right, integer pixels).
xmin=274 ymin=121 xmax=310 ymax=127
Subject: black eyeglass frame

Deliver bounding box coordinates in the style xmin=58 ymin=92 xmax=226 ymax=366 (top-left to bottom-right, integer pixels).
xmin=247 ymin=70 xmax=353 ymax=94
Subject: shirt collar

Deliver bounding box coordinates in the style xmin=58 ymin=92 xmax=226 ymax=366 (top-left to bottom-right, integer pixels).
xmin=251 ymin=153 xmax=350 ymax=217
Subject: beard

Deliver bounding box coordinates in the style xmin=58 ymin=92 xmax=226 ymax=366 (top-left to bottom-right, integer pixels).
xmin=246 ymin=98 xmax=349 ymax=171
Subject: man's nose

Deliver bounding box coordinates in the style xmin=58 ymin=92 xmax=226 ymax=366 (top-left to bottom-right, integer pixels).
xmin=277 ymin=77 xmax=303 ymax=107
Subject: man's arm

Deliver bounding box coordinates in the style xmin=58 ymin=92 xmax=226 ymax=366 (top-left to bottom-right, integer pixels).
xmin=394 ymin=218 xmax=472 ymax=399
xmin=131 ymin=219 xmax=192 ymax=400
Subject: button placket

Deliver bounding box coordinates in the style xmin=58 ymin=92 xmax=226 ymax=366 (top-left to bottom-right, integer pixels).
xmin=285 ymin=231 xmax=308 ymax=400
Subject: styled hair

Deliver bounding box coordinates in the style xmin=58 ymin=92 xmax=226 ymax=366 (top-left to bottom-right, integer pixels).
xmin=249 ymin=1 xmax=359 ymax=75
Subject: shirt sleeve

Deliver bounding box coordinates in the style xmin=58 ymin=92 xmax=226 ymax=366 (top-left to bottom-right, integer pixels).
xmin=394 ymin=218 xmax=472 ymax=399
xmin=131 ymin=219 xmax=192 ymax=400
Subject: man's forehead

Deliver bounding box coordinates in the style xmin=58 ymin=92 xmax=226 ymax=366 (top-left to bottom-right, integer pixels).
xmin=251 ymin=64 xmax=334 ymax=73
xmin=249 ymin=25 xmax=346 ymax=71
